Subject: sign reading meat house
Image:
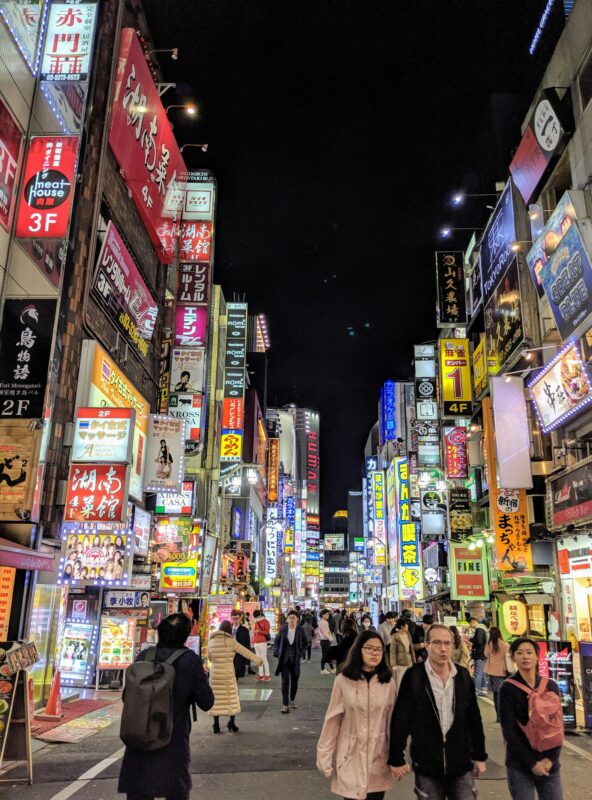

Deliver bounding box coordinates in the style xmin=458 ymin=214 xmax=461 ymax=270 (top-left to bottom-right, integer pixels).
xmin=109 ymin=28 xmax=186 ymax=263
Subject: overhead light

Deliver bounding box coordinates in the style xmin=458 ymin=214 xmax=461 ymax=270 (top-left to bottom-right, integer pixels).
xmin=452 ymin=193 xmax=464 ymax=206
xmin=440 ymin=227 xmax=451 ymax=238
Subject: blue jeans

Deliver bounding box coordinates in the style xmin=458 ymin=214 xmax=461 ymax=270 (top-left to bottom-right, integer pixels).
xmin=473 ymin=659 xmax=487 ymax=693
xmin=414 ymin=771 xmax=476 ymax=800
xmin=507 ymin=767 xmax=563 ymax=800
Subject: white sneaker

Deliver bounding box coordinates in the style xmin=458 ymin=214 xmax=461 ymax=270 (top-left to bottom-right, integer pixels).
xmin=321 ymin=668 xmax=331 ymax=674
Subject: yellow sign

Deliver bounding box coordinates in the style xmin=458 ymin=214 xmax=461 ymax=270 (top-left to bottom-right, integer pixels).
xmin=159 ymin=556 xmax=199 ymax=593
xmin=502 ymin=600 xmax=528 ymax=637
xmin=0 ymin=420 xmax=42 ymax=521
xmin=220 ymin=431 xmax=243 ymax=461
xmin=472 ymin=335 xmax=487 ymax=397
xmin=440 ymin=338 xmax=472 ymax=416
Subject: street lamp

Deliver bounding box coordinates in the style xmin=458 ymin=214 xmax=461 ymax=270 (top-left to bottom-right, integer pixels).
xmin=165 ymin=103 xmax=198 ymax=118
xmin=147 ymin=47 xmax=179 ymax=60
xmin=439 ymin=227 xmax=482 ymax=238
xmin=510 ymin=240 xmax=533 ymax=253
xmin=451 ymin=192 xmax=501 ymax=206
xmin=180 ymin=143 xmax=209 ymax=153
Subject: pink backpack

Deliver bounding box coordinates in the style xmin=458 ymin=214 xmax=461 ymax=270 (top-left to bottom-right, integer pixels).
xmin=506 ymin=676 xmax=564 ymax=751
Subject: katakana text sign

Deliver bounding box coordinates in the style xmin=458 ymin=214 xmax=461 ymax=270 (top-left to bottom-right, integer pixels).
xmin=176 ymin=263 xmax=209 ymax=305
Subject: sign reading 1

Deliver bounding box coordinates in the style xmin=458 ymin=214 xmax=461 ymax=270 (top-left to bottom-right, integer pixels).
xmin=440 ymin=337 xmax=472 ymax=416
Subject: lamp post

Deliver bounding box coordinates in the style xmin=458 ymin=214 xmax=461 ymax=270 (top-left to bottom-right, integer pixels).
xmin=180 ymin=143 xmax=209 ymax=154
xmin=165 ymin=103 xmax=198 ymax=118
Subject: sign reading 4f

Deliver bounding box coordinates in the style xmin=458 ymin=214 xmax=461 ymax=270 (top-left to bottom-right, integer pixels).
xmin=440 ymin=338 xmax=472 ymax=416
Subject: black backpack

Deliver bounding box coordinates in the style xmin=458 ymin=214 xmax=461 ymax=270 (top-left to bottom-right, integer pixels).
xmin=120 ymin=648 xmax=187 ymax=751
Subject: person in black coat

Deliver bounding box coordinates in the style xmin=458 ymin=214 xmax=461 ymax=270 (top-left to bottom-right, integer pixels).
xmin=327 ymin=617 xmax=358 ymax=672
xmin=118 ymin=613 xmax=214 ymax=800
xmin=274 ymin=610 xmax=307 ymax=713
xmin=230 ymin=609 xmax=252 ymax=679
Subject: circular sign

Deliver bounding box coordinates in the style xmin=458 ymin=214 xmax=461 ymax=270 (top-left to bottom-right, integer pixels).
xmin=534 ymin=99 xmax=561 ymax=152
xmin=417 ymin=379 xmax=435 ymax=398
xmin=24 ymin=169 xmax=71 ymax=209
xmin=424 ymin=567 xmax=438 ymax=583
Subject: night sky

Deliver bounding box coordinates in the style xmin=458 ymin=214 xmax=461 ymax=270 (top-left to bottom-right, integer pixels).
xmin=143 ymin=0 xmax=565 ymax=527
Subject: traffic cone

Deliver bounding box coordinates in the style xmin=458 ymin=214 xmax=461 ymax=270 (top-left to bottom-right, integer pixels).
xmin=35 ymin=669 xmax=64 ymax=721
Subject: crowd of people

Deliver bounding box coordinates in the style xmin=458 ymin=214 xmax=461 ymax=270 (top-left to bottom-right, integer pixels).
xmin=117 ymin=607 xmax=564 ymax=800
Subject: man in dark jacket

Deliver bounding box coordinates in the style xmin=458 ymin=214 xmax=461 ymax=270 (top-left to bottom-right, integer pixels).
xmin=469 ymin=617 xmax=488 ymax=696
xmin=231 ymin=609 xmax=252 ymax=679
xmin=274 ymin=610 xmax=307 ymax=713
xmin=389 ymin=623 xmax=487 ymax=799
xmin=118 ymin=613 xmax=213 ymax=800
xmin=412 ymin=613 xmax=433 ymax=663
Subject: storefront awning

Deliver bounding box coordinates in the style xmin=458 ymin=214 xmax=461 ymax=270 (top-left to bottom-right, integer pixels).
xmin=524 ymin=593 xmax=553 ymax=605
xmin=0 ymin=538 xmax=55 ymax=571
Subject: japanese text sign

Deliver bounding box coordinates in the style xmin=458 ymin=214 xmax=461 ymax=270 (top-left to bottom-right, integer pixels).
xmin=0 ymin=98 xmax=23 ymax=231
xmin=0 ymin=419 xmax=42 ymax=521
xmin=440 ymin=337 xmax=472 ymax=416
xmin=72 ymin=407 xmax=135 ymax=463
xmin=472 ymin=335 xmax=487 ymax=396
xmin=265 ymin=527 xmax=278 ymax=581
xmin=436 ymin=251 xmax=467 ymax=327
xmin=168 ymin=393 xmax=202 ymax=441
xmin=267 ymin=438 xmax=280 ymax=502
xmin=448 ymin=488 xmax=472 ymax=541
xmin=159 ymin=556 xmax=198 ymax=593
xmin=484 ymin=258 xmax=524 ymax=373
xmin=444 ymin=426 xmax=468 ymax=479
xmin=220 ymin=429 xmax=243 ymax=462
xmin=15 ymin=135 xmax=79 ymax=238
xmin=183 ymin=170 xmax=216 ymax=221
xmin=40 ymin=1 xmax=98 ymax=82
xmin=222 ymin=397 xmax=244 ymax=430
xmin=450 ymin=543 xmax=489 ymax=600
xmin=176 ymin=263 xmax=209 ymax=305
xmin=171 ymin=348 xmax=206 ymax=394
xmin=526 ymin=191 xmax=581 ymax=298
xmin=380 ymin=380 xmax=397 ymax=443
xmin=65 ymin=464 xmax=129 ymax=522
xmin=144 ymin=415 xmax=185 ymax=493
xmin=0 ymin=298 xmax=56 ymax=418
xmin=109 ymin=28 xmax=186 ymax=262
xmin=502 ymin=600 xmax=528 ymax=637
xmin=92 ymin=221 xmax=157 ymax=357
xmin=395 ymin=458 xmax=423 ymax=599
xmin=0 ymin=567 xmax=15 ymax=639
xmin=174 ymin=304 xmax=207 ymax=347
xmin=528 ymin=343 xmax=592 ymax=433
xmin=178 ymin=221 xmax=212 ymax=263
xmin=0 ymin=1 xmax=45 ymax=73
xmin=479 ymin=181 xmax=517 ymax=304
xmin=307 ymin=412 xmax=320 ymax=516
xmin=155 ymin=481 xmax=194 ymax=515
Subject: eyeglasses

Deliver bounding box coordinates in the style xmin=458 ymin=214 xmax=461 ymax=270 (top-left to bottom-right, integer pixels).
xmin=428 ymin=640 xmax=452 ymax=648
xmin=362 ymin=646 xmax=383 ymax=655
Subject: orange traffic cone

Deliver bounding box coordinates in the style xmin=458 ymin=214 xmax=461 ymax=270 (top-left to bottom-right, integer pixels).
xmin=35 ymin=669 xmax=64 ymax=721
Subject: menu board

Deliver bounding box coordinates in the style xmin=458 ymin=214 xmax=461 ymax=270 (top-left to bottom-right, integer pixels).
xmin=59 ymin=623 xmax=95 ymax=683
xmin=0 ymin=568 xmax=15 ymax=640
xmin=0 ymin=643 xmax=19 ymax=764
xmin=98 ymin=617 xmax=136 ymax=669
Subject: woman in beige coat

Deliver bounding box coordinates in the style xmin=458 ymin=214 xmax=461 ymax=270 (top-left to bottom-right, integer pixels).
xmin=207 ymin=620 xmax=262 ymax=733
xmin=317 ymin=630 xmax=398 ymax=800
xmin=389 ymin=618 xmax=415 ymax=668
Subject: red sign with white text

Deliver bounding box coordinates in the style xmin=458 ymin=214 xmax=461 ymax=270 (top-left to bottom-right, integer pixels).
xmin=222 ymin=397 xmax=244 ymax=430
xmin=65 ymin=464 xmax=129 ymax=523
xmin=0 ymin=99 xmax=23 ymax=231
xmin=444 ymin=426 xmax=468 ymax=479
xmin=179 ymin=221 xmax=212 ymax=263
xmin=15 ymin=135 xmax=79 ymax=238
xmin=109 ymin=28 xmax=186 ymax=263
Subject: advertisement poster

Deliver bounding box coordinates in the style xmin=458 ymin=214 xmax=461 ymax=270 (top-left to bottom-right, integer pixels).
xmin=0 ymin=1 xmax=45 ymax=71
xmin=484 ymin=258 xmax=524 ymax=373
xmin=444 ymin=426 xmax=468 ymax=479
xmin=72 ymin=407 xmax=134 ymax=463
xmin=109 ymin=29 xmax=185 ymax=262
xmin=0 ymin=98 xmax=23 ymax=231
xmin=0 ymin=298 xmax=57 ymax=418
xmin=200 ymin=534 xmax=218 ymax=595
xmin=528 ymin=343 xmax=592 ymax=433
xmin=92 ymin=221 xmax=158 ymax=357
xmin=435 ymin=251 xmax=466 ymax=327
xmin=448 ymin=488 xmax=473 ymax=541
xmin=159 ymin=557 xmax=198 ymax=593
xmin=168 ymin=394 xmax=203 ymax=441
xmin=208 ymin=604 xmax=234 ymax=634
xmin=450 ymin=543 xmax=489 ymax=600
xmin=439 ymin=338 xmax=472 ymax=416
xmin=538 ymin=641 xmax=577 ymax=729
xmin=580 ymin=641 xmax=592 ymax=730
xmin=479 ymin=181 xmax=517 ymax=304
xmin=176 ymin=263 xmax=210 ymax=305
xmin=150 ymin=539 xmax=185 ymax=564
xmin=15 ymin=135 xmax=79 ymax=238
xmin=526 ymin=191 xmax=581 ymax=297
xmin=549 ymin=456 xmax=592 ymax=528
xmin=132 ymin=506 xmax=151 ymax=557
xmin=59 ymin=622 xmax=95 ymax=683
xmin=64 ymin=464 xmax=129 ymax=523
xmin=0 ymin=420 xmax=41 ymax=521
xmin=174 ymin=305 xmax=208 ymax=347
xmin=145 ymin=416 xmax=185 ymax=492
xmin=324 ymin=534 xmax=345 ymax=551
xmin=170 ymin=348 xmax=206 ymax=394
xmin=98 ymin=617 xmax=135 ymax=669
xmin=0 ymin=568 xmax=15 ymax=639
xmin=60 ymin=530 xmax=131 ymax=583
xmin=40 ymin=1 xmax=98 ymax=82
xmin=155 ymin=482 xmax=194 ymax=515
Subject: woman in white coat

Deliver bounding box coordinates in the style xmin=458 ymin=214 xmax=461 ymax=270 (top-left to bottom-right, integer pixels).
xmin=317 ymin=630 xmax=398 ymax=800
xmin=207 ymin=620 xmax=262 ymax=733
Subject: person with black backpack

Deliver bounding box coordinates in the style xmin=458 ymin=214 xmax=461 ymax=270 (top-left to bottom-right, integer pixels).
xmin=118 ymin=614 xmax=214 ymax=800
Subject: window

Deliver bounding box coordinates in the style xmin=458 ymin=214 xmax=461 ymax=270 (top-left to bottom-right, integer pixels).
xmin=578 ymin=47 xmax=592 ymax=113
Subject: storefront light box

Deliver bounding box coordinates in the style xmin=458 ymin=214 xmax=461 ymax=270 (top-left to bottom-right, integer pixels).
xmin=58 ymin=522 xmax=134 ymax=587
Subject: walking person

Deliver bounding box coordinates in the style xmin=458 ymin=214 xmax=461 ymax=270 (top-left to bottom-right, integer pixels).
xmin=361 ymin=614 xmax=376 ymax=632
xmin=450 ymin=625 xmax=470 ymax=669
xmin=389 ymin=617 xmax=415 ymax=675
xmin=252 ymin=609 xmax=271 ymax=682
xmin=327 ymin=617 xmax=359 ymax=673
xmin=208 ymin=620 xmax=263 ymax=733
xmin=320 ymin=609 xmax=336 ymax=674
xmin=470 ymin=617 xmax=488 ymax=696
xmin=302 ymin=613 xmax=315 ymax=661
xmin=274 ymin=609 xmax=307 ymax=713
xmin=378 ymin=611 xmax=397 ymax=656
xmin=230 ymin=609 xmax=252 ymax=679
xmin=388 ymin=623 xmax=488 ymax=799
xmin=499 ymin=638 xmax=564 ymax=800
xmin=484 ymin=626 xmax=509 ymax=721
xmin=317 ymin=630 xmax=398 ymax=800
xmin=118 ymin=614 xmax=214 ymax=800
xmin=412 ymin=613 xmax=433 ymax=663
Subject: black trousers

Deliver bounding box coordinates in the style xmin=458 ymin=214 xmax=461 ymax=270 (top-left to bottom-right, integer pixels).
xmin=344 ymin=793 xmax=385 ymax=800
xmin=320 ymin=639 xmax=333 ymax=669
xmin=281 ymin=659 xmax=300 ymax=705
xmin=128 ymin=795 xmax=189 ymax=800
xmin=306 ymin=643 xmax=312 ymax=660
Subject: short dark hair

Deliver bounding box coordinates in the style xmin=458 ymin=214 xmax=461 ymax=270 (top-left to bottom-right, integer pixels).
xmin=395 ymin=618 xmax=408 ymax=631
xmin=385 ymin=611 xmax=397 ymax=620
xmin=157 ymin=613 xmax=191 ymax=647
xmin=509 ymin=637 xmax=540 ymax=656
xmin=231 ymin=609 xmax=241 ymax=617
xmin=469 ymin=616 xmax=479 ymax=623
xmin=422 ymin=614 xmax=434 ymax=625
xmin=341 ymin=630 xmax=391 ymax=683
xmin=425 ymin=623 xmax=452 ymax=643
xmin=253 ymin=609 xmax=262 ymax=618
xmin=219 ymin=620 xmax=232 ymax=634
xmin=287 ymin=610 xmax=299 ymax=619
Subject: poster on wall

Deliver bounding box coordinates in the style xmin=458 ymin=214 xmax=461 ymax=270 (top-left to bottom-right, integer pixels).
xmin=72 ymin=407 xmax=135 ymax=463
xmin=59 ymin=622 xmax=95 ymax=683
xmin=170 ymin=348 xmax=206 ymax=394
xmin=59 ymin=529 xmax=132 ymax=584
xmin=144 ymin=416 xmax=185 ymax=492
xmin=98 ymin=616 xmax=135 ymax=670
xmin=0 ymin=98 xmax=23 ymax=231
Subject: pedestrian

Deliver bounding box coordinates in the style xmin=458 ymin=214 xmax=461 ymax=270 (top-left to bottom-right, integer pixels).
xmin=319 ymin=609 xmax=336 ymax=674
xmin=302 ymin=614 xmax=314 ymax=661
xmin=360 ymin=614 xmax=376 ymax=632
xmin=274 ymin=609 xmax=307 ymax=713
xmin=378 ymin=610 xmax=386 ymax=625
xmin=469 ymin=617 xmax=488 ymax=696
xmin=388 ymin=623 xmax=487 ymax=799
xmin=118 ymin=614 xmax=214 ymax=800
xmin=317 ymin=630 xmax=397 ymax=800
xmin=252 ymin=609 xmax=271 ymax=682
xmin=449 ymin=625 xmax=470 ymax=669
xmin=412 ymin=613 xmax=433 ymax=663
xmin=208 ymin=620 xmax=263 ymax=733
xmin=499 ymin=637 xmax=564 ymax=800
xmin=484 ymin=626 xmax=509 ymax=721
xmin=230 ymin=608 xmax=252 ymax=679
xmin=378 ymin=611 xmax=397 ymax=653
xmin=390 ymin=618 xmax=415 ymax=672
xmin=327 ymin=617 xmax=359 ymax=673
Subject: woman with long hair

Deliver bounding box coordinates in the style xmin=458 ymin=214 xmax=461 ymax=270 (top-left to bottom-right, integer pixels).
xmin=484 ymin=626 xmax=509 ymax=721
xmin=327 ymin=617 xmax=359 ymax=673
xmin=317 ymin=630 xmax=397 ymax=800
xmin=449 ymin=625 xmax=470 ymax=668
xmin=389 ymin=618 xmax=415 ymax=670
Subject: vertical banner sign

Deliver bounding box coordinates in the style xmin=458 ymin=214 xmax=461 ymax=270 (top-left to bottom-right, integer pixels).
xmin=183 ymin=169 xmax=216 ymax=222
xmin=371 ymin=470 xmax=386 ymax=566
xmin=395 ymin=458 xmax=423 ymax=600
xmin=472 ymin=335 xmax=487 ymax=397
xmin=176 ymin=264 xmax=210 ymax=305
xmin=40 ymin=1 xmax=98 ymax=82
xmin=306 ymin=412 xmax=320 ymax=516
xmin=440 ymin=338 xmax=472 ymax=416
xmin=221 ymin=303 xmax=247 ymax=465
xmin=444 ymin=426 xmax=468 ymax=479
xmin=144 ymin=416 xmax=185 ymax=493
xmin=0 ymin=98 xmax=23 ymax=231
xmin=379 ymin=380 xmax=397 ymax=443
xmin=484 ymin=258 xmax=524 ymax=372
xmin=0 ymin=299 xmax=57 ymax=418
xmin=450 ymin=543 xmax=489 ymax=601
xmin=15 ymin=135 xmax=79 ymax=238
xmin=267 ymin=438 xmax=280 ymax=503
xmin=580 ymin=641 xmax=592 ymax=730
xmin=541 ymin=641 xmax=577 ymax=729
xmin=436 ymin=251 xmax=467 ymax=327
xmin=170 ymin=348 xmax=206 ymax=394
xmin=386 ymin=460 xmax=398 ymax=583
xmin=491 ymin=376 xmax=533 ymax=489
xmin=64 ymin=463 xmax=129 ymax=522
xmin=482 ymin=397 xmax=533 ymax=573
xmin=448 ymin=488 xmax=472 ymax=541
xmin=265 ymin=527 xmax=277 ymax=581
xmin=0 ymin=420 xmax=42 ymax=521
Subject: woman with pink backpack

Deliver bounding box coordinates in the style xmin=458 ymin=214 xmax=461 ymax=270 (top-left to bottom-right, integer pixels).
xmin=499 ymin=637 xmax=564 ymax=800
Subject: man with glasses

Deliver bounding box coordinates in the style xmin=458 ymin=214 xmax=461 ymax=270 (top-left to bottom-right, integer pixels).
xmin=388 ymin=623 xmax=487 ymax=799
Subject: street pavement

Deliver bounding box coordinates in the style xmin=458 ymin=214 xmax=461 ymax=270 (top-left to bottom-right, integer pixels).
xmin=3 ymin=650 xmax=592 ymax=799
